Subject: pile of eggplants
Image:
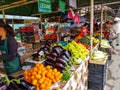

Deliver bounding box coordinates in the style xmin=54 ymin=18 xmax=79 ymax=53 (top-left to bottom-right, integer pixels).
xmin=45 ymin=46 xmax=73 ymax=71
xmin=0 ymin=75 xmax=35 ymax=90
xmin=32 ymin=41 xmax=51 ymax=61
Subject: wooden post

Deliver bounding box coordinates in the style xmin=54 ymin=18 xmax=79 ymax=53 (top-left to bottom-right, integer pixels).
xmin=12 ymin=19 xmax=14 ymax=29
xmin=90 ymin=0 xmax=94 ymax=57
xmin=105 ymin=11 xmax=107 ymax=21
xmin=40 ymin=14 xmax=42 ymax=29
xmin=2 ymin=9 xmax=6 ymax=23
xmin=100 ymin=4 xmax=103 ymax=40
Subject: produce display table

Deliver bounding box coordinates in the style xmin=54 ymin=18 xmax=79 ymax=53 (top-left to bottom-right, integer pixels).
xmin=59 ymin=56 xmax=89 ymax=90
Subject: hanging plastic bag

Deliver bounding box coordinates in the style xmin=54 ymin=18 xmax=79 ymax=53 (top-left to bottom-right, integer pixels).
xmin=68 ymin=9 xmax=74 ymax=19
xmin=74 ymin=12 xmax=80 ymax=24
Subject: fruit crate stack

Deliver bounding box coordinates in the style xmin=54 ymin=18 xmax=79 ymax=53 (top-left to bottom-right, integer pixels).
xmin=20 ymin=26 xmax=35 ymax=43
xmin=88 ymin=60 xmax=107 ymax=90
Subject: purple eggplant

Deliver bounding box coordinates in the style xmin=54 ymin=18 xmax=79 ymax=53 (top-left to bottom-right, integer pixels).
xmin=45 ymin=41 xmax=51 ymax=46
xmin=56 ymin=58 xmax=67 ymax=65
xmin=62 ymin=50 xmax=72 ymax=58
xmin=20 ymin=80 xmax=35 ymax=90
xmin=52 ymin=46 xmax=64 ymax=55
xmin=46 ymin=54 xmax=55 ymax=61
xmin=44 ymin=44 xmax=50 ymax=49
xmin=8 ymin=82 xmax=20 ymax=90
xmin=46 ymin=59 xmax=55 ymax=63
xmin=37 ymin=48 xmax=45 ymax=54
xmin=45 ymin=60 xmax=54 ymax=66
xmin=55 ymin=62 xmax=65 ymax=69
xmin=0 ymin=82 xmax=7 ymax=90
xmin=51 ymin=50 xmax=58 ymax=57
xmin=58 ymin=54 xmax=69 ymax=62
xmin=44 ymin=46 xmax=50 ymax=52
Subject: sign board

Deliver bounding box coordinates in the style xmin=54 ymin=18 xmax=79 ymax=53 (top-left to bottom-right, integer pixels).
xmin=59 ymin=0 xmax=66 ymax=13
xmin=69 ymin=0 xmax=77 ymax=9
xmin=38 ymin=0 xmax=52 ymax=12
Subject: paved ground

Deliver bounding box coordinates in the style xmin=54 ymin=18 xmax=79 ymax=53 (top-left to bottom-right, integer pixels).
xmin=105 ymin=41 xmax=120 ymax=90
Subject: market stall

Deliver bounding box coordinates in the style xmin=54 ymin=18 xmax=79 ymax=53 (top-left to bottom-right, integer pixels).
xmin=0 ymin=0 xmax=119 ymax=90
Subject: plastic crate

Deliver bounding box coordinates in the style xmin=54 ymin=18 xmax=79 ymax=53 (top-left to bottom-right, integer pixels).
xmin=88 ymin=72 xmax=106 ymax=84
xmin=88 ymin=81 xmax=105 ymax=90
xmin=88 ymin=63 xmax=107 ymax=75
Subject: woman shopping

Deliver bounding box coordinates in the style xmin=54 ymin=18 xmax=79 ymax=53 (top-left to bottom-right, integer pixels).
xmin=0 ymin=20 xmax=21 ymax=75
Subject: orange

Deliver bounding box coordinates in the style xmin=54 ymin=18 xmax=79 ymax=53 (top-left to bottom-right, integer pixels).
xmin=31 ymin=75 xmax=35 ymax=80
xmin=35 ymin=63 xmax=40 ymax=67
xmin=32 ymin=71 xmax=37 ymax=75
xmin=36 ymin=74 xmax=41 ymax=79
xmin=39 ymin=78 xmax=43 ymax=84
xmin=38 ymin=70 xmax=41 ymax=74
xmin=53 ymin=68 xmax=57 ymax=73
xmin=32 ymin=79 xmax=37 ymax=85
xmin=40 ymin=84 xmax=45 ymax=89
xmin=33 ymin=67 xmax=38 ymax=72
xmin=46 ymin=65 xmax=51 ymax=70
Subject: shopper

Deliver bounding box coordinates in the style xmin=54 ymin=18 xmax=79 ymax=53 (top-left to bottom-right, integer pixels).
xmin=0 ymin=20 xmax=21 ymax=75
xmin=79 ymin=23 xmax=89 ymax=37
xmin=111 ymin=17 xmax=120 ymax=46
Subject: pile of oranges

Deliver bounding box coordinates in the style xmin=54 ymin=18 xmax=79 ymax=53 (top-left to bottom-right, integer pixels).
xmin=24 ymin=64 xmax=62 ymax=90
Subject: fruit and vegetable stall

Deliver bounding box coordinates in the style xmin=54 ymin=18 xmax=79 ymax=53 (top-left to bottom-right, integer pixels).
xmin=0 ymin=35 xmax=112 ymax=90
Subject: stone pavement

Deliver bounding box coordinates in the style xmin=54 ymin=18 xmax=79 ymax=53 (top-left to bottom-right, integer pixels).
xmin=105 ymin=41 xmax=120 ymax=90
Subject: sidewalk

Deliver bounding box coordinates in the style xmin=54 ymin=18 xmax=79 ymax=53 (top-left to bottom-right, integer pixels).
xmin=105 ymin=41 xmax=120 ymax=90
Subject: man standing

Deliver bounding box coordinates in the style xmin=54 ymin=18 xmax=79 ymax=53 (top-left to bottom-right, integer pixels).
xmin=112 ymin=17 xmax=120 ymax=46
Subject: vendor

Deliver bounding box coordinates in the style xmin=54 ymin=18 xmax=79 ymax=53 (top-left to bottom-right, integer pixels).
xmin=79 ymin=23 xmax=89 ymax=37
xmin=0 ymin=20 xmax=21 ymax=75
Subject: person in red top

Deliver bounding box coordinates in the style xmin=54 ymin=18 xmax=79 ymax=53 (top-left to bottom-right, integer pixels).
xmin=80 ymin=23 xmax=89 ymax=37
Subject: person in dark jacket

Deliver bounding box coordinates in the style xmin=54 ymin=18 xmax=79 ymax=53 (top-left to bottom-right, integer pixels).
xmin=0 ymin=20 xmax=21 ymax=75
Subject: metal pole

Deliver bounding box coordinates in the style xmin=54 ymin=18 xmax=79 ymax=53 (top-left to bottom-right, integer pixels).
xmin=100 ymin=4 xmax=103 ymax=40
xmin=12 ymin=19 xmax=14 ymax=29
xmin=2 ymin=9 xmax=6 ymax=23
xmin=90 ymin=0 xmax=94 ymax=57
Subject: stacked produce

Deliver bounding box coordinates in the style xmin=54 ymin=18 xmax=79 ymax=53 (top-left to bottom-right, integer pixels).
xmin=0 ymin=76 xmax=36 ymax=90
xmin=24 ymin=64 xmax=62 ymax=90
xmin=45 ymin=46 xmax=73 ymax=71
xmin=64 ymin=41 xmax=89 ymax=62
xmin=32 ymin=41 xmax=51 ymax=61
xmin=91 ymin=50 xmax=108 ymax=61
xmin=74 ymin=36 xmax=99 ymax=49
xmin=100 ymin=39 xmax=111 ymax=48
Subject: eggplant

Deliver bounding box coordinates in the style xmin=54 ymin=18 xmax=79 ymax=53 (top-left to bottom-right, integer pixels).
xmin=45 ymin=61 xmax=54 ymax=66
xmin=52 ymin=46 xmax=63 ymax=55
xmin=18 ymin=75 xmax=24 ymax=80
xmin=46 ymin=59 xmax=55 ymax=63
xmin=32 ymin=53 xmax=39 ymax=57
xmin=46 ymin=54 xmax=55 ymax=61
xmin=62 ymin=50 xmax=72 ymax=58
xmin=44 ymin=44 xmax=50 ymax=49
xmin=56 ymin=58 xmax=67 ymax=65
xmin=8 ymin=82 xmax=20 ymax=90
xmin=51 ymin=50 xmax=58 ymax=57
xmin=55 ymin=63 xmax=65 ymax=69
xmin=0 ymin=82 xmax=7 ymax=90
xmin=43 ymin=46 xmax=50 ymax=51
xmin=20 ymin=80 xmax=35 ymax=90
xmin=58 ymin=54 xmax=69 ymax=62
xmin=37 ymin=48 xmax=45 ymax=54
xmin=45 ymin=41 xmax=51 ymax=46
